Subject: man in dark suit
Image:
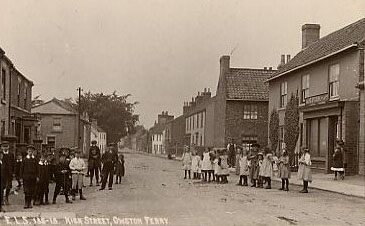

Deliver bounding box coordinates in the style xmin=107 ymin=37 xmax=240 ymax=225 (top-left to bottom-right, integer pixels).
xmin=1 ymin=141 xmax=14 ymax=206
xmin=99 ymin=144 xmax=117 ymax=190
xmin=88 ymin=140 xmax=101 ymax=186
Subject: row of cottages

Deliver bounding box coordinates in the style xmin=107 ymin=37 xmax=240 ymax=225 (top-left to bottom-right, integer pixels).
xmin=149 ymin=111 xmax=174 ymax=155
xmin=267 ymin=18 xmax=365 ymax=175
xmin=0 ymin=46 xmax=39 ymax=153
xmin=31 ymin=98 xmax=92 ymax=156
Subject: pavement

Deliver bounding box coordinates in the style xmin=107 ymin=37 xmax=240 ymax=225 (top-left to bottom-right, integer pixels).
xmin=140 ymin=151 xmax=365 ymax=199
xmin=1 ymin=150 xmax=365 ymax=226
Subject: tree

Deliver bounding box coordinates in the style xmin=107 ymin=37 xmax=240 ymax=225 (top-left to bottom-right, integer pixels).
xmin=269 ymin=108 xmax=279 ymax=154
xmin=69 ymin=91 xmax=139 ymax=143
xmin=284 ymin=94 xmax=300 ymax=167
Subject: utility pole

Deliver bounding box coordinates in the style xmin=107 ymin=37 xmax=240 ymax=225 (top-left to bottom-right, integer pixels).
xmin=77 ymin=87 xmax=82 ymax=149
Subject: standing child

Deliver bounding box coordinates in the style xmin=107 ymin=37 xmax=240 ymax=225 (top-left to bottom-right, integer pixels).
xmin=21 ymin=145 xmax=39 ymax=209
xmin=38 ymin=153 xmax=50 ymax=205
xmin=202 ymin=148 xmax=213 ymax=182
xmin=69 ymin=150 xmax=86 ymax=200
xmin=219 ymin=149 xmax=229 ymax=184
xmin=261 ymin=147 xmax=273 ymax=189
xmin=213 ymin=150 xmax=221 ymax=183
xmin=257 ymin=152 xmax=264 ymax=188
xmin=115 ymin=154 xmax=125 ymax=184
xmin=15 ymin=152 xmax=23 ymax=189
xmin=182 ymin=147 xmax=192 ymax=179
xmin=191 ymin=151 xmax=200 ymax=179
xmin=237 ymin=148 xmax=249 ymax=186
xmin=298 ymin=147 xmax=312 ymax=193
xmin=331 ymin=146 xmax=344 ymax=180
xmin=278 ymin=149 xmax=290 ymax=191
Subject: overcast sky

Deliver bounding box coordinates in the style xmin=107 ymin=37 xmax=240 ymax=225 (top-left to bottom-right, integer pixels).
xmin=1 ymin=0 xmax=364 ymax=128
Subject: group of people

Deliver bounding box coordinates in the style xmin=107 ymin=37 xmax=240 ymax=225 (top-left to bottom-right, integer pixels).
xmin=181 ymin=143 xmax=314 ymax=193
xmin=0 ymin=140 xmax=125 ymax=212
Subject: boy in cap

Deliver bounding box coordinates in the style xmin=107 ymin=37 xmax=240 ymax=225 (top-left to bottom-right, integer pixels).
xmin=21 ymin=145 xmax=39 ymax=208
xmin=37 ymin=153 xmax=51 ymax=205
xmin=88 ymin=140 xmax=101 ymax=186
xmin=69 ymin=149 xmax=86 ymax=200
xmin=1 ymin=141 xmax=14 ymax=206
xmin=52 ymin=154 xmax=72 ymax=204
xmin=100 ymin=144 xmax=118 ymax=190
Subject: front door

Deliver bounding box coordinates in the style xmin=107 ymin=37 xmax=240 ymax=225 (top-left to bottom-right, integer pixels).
xmin=327 ymin=116 xmax=338 ymax=172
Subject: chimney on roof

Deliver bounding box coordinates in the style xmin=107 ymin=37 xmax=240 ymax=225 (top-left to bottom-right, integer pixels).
xmin=302 ymin=24 xmax=320 ymax=49
xmin=269 ymin=67 xmax=272 ymax=70
xmin=286 ymin=54 xmax=291 ymax=63
xmin=281 ymin=54 xmax=286 ymax=65
xmin=220 ymin=55 xmax=230 ymax=78
xmin=264 ymin=67 xmax=267 ymax=70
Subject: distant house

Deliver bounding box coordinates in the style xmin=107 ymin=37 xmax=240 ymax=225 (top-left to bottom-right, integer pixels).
xmin=183 ymin=89 xmax=215 ymax=149
xmin=90 ymin=119 xmax=107 ymax=154
xmin=164 ymin=114 xmax=185 ymax=157
xmin=0 ymin=46 xmax=39 ymax=147
xmin=267 ymin=19 xmax=365 ymax=175
xmin=32 ymin=98 xmax=91 ymax=155
xmin=150 ymin=111 xmax=174 ymax=155
xmin=214 ymin=56 xmax=276 ymax=149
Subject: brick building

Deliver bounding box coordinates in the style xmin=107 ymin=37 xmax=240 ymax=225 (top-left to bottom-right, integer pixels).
xmin=32 ymin=98 xmax=91 ymax=155
xmin=0 ymin=46 xmax=39 ymax=147
xmin=267 ymin=19 xmax=365 ymax=175
xmin=214 ymin=56 xmax=276 ymax=149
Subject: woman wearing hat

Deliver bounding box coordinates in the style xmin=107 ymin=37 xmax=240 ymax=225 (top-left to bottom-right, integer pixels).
xmin=298 ymin=147 xmax=312 ymax=193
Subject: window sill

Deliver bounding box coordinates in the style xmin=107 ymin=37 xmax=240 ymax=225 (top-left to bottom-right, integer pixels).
xmin=52 ymin=130 xmax=63 ymax=133
xmin=278 ymin=107 xmax=286 ymax=111
xmin=329 ymin=96 xmax=340 ymax=101
xmin=1 ymin=99 xmax=6 ymax=105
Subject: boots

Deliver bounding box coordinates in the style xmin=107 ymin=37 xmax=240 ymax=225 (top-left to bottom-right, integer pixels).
xmin=265 ymin=177 xmax=271 ymax=189
xmin=4 ymin=189 xmax=10 ymax=205
xmin=251 ymin=180 xmax=256 ymax=187
xmin=279 ymin=179 xmax=285 ymax=190
xmin=243 ymin=176 xmax=248 ymax=186
xmin=52 ymin=195 xmax=57 ymax=204
xmin=45 ymin=194 xmax=50 ymax=205
xmin=65 ymin=196 xmax=72 ymax=204
xmin=79 ymin=190 xmax=86 ymax=200
xmin=24 ymin=197 xmax=29 ymax=209
xmin=237 ymin=176 xmax=243 ymax=186
xmin=71 ymin=189 xmax=76 ymax=201
xmin=300 ymin=181 xmax=308 ymax=193
xmin=284 ymin=179 xmax=289 ymax=191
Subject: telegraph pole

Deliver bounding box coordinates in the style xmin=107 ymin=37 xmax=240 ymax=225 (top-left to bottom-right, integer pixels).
xmin=77 ymin=87 xmax=82 ymax=149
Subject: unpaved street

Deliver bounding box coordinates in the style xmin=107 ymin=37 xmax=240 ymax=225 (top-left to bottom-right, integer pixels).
xmin=2 ymin=151 xmax=365 ymax=226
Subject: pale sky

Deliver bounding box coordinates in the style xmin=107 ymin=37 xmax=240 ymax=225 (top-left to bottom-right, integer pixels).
xmin=0 ymin=0 xmax=364 ymax=128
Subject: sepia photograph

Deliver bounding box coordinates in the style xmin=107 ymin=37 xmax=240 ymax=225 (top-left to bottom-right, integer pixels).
xmin=0 ymin=0 xmax=365 ymax=225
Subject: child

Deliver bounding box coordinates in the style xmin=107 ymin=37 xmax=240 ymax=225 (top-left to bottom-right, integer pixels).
xmin=331 ymin=147 xmax=344 ymax=180
xmin=209 ymin=150 xmax=215 ymax=182
xmin=272 ymin=152 xmax=279 ymax=177
xmin=213 ymin=150 xmax=221 ymax=183
xmin=15 ymin=152 xmax=23 ymax=189
xmin=219 ymin=149 xmax=229 ymax=184
xmin=238 ymin=148 xmax=249 ymax=186
xmin=261 ymin=147 xmax=273 ymax=189
xmin=21 ymin=145 xmax=39 ymax=209
xmin=202 ymin=148 xmax=213 ymax=182
xmin=191 ymin=151 xmax=200 ymax=179
xmin=52 ymin=155 xmax=72 ymax=204
xmin=182 ymin=147 xmax=192 ymax=179
xmin=257 ymin=152 xmax=264 ymax=188
xmin=69 ymin=150 xmax=86 ymax=200
xmin=278 ymin=149 xmax=290 ymax=191
xmin=38 ymin=153 xmax=50 ymax=205
xmin=298 ymin=147 xmax=312 ymax=193
xmin=115 ymin=154 xmax=125 ymax=184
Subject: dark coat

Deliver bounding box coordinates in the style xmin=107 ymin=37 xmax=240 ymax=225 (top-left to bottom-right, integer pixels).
xmin=115 ymin=159 xmax=125 ymax=176
xmin=101 ymin=151 xmax=118 ymax=168
xmin=333 ymin=150 xmax=343 ymax=168
xmin=2 ymin=153 xmax=14 ymax=180
xmin=88 ymin=146 xmax=101 ymax=169
xmin=38 ymin=160 xmax=50 ymax=183
xmin=20 ymin=155 xmax=39 ymax=181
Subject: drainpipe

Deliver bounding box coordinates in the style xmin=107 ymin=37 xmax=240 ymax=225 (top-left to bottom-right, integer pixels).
xmin=8 ymin=63 xmax=13 ymax=136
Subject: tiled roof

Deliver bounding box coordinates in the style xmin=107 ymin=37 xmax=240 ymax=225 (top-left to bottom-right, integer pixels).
xmin=150 ymin=123 xmax=165 ymax=134
xmin=269 ymin=18 xmax=365 ymax=80
xmin=226 ymin=68 xmax=276 ymax=101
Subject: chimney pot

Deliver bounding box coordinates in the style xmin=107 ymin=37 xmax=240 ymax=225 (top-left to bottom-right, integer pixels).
xmin=269 ymin=67 xmax=272 ymax=70
xmin=264 ymin=67 xmax=267 ymax=70
xmin=302 ymin=24 xmax=320 ymax=49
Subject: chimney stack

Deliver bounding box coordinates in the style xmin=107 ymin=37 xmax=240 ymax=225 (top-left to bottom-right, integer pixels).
xmin=302 ymin=24 xmax=320 ymax=49
xmin=264 ymin=67 xmax=267 ymax=70
xmin=281 ymin=54 xmax=286 ymax=65
xmin=286 ymin=54 xmax=291 ymax=63
xmin=220 ymin=55 xmax=230 ymax=78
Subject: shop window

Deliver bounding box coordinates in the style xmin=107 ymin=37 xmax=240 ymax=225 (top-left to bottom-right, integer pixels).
xmin=329 ymin=64 xmax=339 ymax=98
xmin=242 ymin=136 xmax=258 ymax=150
